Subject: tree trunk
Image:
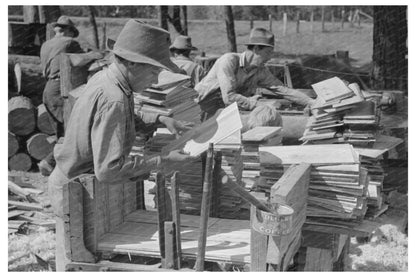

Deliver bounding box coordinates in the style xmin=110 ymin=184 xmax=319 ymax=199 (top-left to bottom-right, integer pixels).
xmin=38 ymin=6 xmax=61 ymax=23
xmin=23 ymin=6 xmax=39 ymax=23
xmin=8 ymin=132 xmax=20 ymax=158
xmin=88 ymin=6 xmax=99 ymax=50
xmin=224 ymin=6 xmax=237 ymax=52
xmin=26 ymin=133 xmax=56 ymax=161
xmin=9 ymin=152 xmax=33 ymax=172
xmin=181 ymin=6 xmax=188 ymax=35
xmin=371 ymin=6 xmax=407 ymax=91
xmin=37 ymin=103 xmax=56 ymax=135
xmin=8 ymin=96 xmax=36 ymax=136
xmin=159 ymin=6 xmax=169 ymax=31
xmin=170 ymin=6 xmax=184 ymax=34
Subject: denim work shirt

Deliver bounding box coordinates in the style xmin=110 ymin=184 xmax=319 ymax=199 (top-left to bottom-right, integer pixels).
xmin=40 ymin=36 xmax=83 ymax=79
xmin=55 ymin=63 xmax=161 ymax=183
xmin=194 ymin=51 xmax=284 ymax=111
xmin=171 ymin=56 xmax=206 ymax=86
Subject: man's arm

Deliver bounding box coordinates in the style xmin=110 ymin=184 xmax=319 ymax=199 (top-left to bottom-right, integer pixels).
xmin=91 ymin=102 xmax=161 ymax=183
xmin=258 ymin=67 xmax=315 ymax=106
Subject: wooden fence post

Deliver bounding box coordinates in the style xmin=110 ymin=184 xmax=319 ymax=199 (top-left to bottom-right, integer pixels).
xmin=331 ymin=9 xmax=335 ymax=30
xmin=296 ymin=11 xmax=300 ymax=33
xmin=310 ymin=10 xmax=314 ymax=32
xmin=341 ymin=9 xmax=345 ymax=29
xmin=321 ymin=6 xmax=325 ymax=32
xmin=283 ymin=13 xmax=287 ymax=36
xmin=250 ymin=16 xmax=254 ymax=30
xmin=269 ymin=14 xmax=273 ymax=31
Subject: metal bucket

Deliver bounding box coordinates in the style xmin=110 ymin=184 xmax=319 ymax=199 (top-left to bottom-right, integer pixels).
xmin=251 ymin=203 xmax=294 ymax=236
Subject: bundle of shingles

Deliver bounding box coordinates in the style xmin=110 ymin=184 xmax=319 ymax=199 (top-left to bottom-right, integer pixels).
xmin=258 ymin=144 xmax=369 ymax=231
xmin=8 ymin=175 xmax=55 ymax=235
xmin=133 ymin=70 xmax=201 ymax=123
xmin=241 ymin=126 xmax=283 ymax=190
xmin=301 ymin=77 xmax=380 ymax=147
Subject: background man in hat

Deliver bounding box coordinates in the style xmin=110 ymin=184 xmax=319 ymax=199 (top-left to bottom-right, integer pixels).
xmin=48 ymin=19 xmax=195 ymax=270
xmin=39 ymin=15 xmax=103 ymax=176
xmin=195 ymin=27 xmax=315 ymax=120
xmin=170 ymin=35 xmax=206 ymax=86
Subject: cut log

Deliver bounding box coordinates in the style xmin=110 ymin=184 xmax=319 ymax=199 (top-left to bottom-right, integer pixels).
xmin=26 ymin=133 xmax=55 ymax=160
xmin=37 ymin=104 xmax=56 ymax=135
xmin=8 ymin=131 xmax=20 ymax=158
xmin=8 ymin=96 xmax=36 ymax=136
xmin=8 ymin=200 xmax=43 ymax=211
xmin=9 ymin=152 xmax=32 ymax=172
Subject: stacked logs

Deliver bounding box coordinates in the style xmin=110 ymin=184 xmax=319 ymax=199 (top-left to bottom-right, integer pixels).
xmin=8 ymin=96 xmax=56 ymax=172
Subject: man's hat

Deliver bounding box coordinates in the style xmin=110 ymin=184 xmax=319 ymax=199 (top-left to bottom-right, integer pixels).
xmin=107 ymin=19 xmax=178 ymax=72
xmin=244 ymin=27 xmax=275 ymax=48
xmin=169 ymin=36 xmax=198 ymax=51
xmin=51 ymin=16 xmax=79 ymax=37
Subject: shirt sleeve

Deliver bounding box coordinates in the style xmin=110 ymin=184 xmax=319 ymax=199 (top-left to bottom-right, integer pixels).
xmin=91 ymin=101 xmax=161 ymax=182
xmin=217 ymin=56 xmax=257 ymax=110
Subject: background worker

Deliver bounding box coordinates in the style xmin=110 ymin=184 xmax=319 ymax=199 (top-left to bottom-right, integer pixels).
xmin=48 ymin=19 xmax=195 ymax=270
xmin=195 ymin=27 xmax=315 ymax=121
xmin=39 ymin=15 xmax=103 ymax=175
xmin=170 ymin=35 xmax=206 ymax=87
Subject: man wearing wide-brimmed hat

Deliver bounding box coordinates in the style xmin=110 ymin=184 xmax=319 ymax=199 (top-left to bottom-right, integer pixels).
xmin=39 ymin=15 xmax=103 ymax=176
xmin=195 ymin=27 xmax=315 ymax=121
xmin=48 ymin=19 xmax=195 ymax=271
xmin=170 ymin=35 xmax=206 ymax=86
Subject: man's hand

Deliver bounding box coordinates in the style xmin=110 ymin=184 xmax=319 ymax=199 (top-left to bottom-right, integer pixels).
xmin=162 ymin=149 xmax=197 ymax=163
xmin=158 ymin=116 xmax=194 ymax=138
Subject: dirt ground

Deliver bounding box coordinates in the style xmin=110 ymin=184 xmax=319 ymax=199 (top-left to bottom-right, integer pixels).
xmin=7 ymin=170 xmax=408 ymax=271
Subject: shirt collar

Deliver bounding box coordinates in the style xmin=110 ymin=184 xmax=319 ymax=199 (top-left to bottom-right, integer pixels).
xmin=107 ymin=63 xmax=133 ymax=97
xmin=240 ymin=51 xmax=258 ymax=74
xmin=172 ymin=55 xmax=192 ymax=62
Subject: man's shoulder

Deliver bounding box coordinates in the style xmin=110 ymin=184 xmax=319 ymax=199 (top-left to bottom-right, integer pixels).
xmin=83 ymin=70 xmax=124 ymax=102
xmin=218 ymin=52 xmax=241 ymax=65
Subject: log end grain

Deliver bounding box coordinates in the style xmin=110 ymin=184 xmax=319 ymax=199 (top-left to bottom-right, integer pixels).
xmin=8 ymin=132 xmax=20 ymax=158
xmin=26 ymin=133 xmax=55 ymax=160
xmin=9 ymin=152 xmax=32 ymax=172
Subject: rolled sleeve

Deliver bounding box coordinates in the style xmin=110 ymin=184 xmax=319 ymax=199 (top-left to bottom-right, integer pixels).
xmin=91 ymin=102 xmax=161 ymax=182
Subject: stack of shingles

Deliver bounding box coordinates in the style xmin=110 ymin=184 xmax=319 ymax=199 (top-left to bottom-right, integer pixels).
xmin=301 ymin=77 xmax=380 ymax=147
xmin=8 ymin=175 xmax=55 ymax=234
xmin=354 ymin=135 xmax=404 ymax=219
xmin=145 ymin=128 xmax=204 ymax=215
xmin=241 ymin=126 xmax=283 ymax=191
xmin=258 ymin=144 xmax=369 ymax=230
xmin=214 ymin=130 xmax=246 ymax=219
xmin=133 ymin=70 xmax=201 ymax=123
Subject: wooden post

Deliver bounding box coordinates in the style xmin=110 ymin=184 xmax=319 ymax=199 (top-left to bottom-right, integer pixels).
xmin=349 ymin=10 xmax=354 ymax=27
xmin=284 ymin=64 xmax=293 ymax=88
xmin=357 ymin=9 xmax=361 ymax=27
xmin=321 ymin=6 xmax=325 ymax=32
xmin=195 ymin=143 xmax=214 ymax=271
xmin=341 ymin=9 xmax=345 ymax=29
xmin=283 ymin=13 xmax=287 ymax=36
xmin=88 ymin=6 xmax=99 ymax=49
xmin=224 ymin=6 xmax=237 ymax=52
xmin=136 ymin=180 xmax=146 ymax=210
xmin=310 ymin=10 xmax=314 ymax=32
xmin=100 ymin=23 xmax=107 ymax=50
xmin=296 ymin=11 xmax=300 ymax=33
xmin=170 ymin=172 xmax=182 ymax=269
xmin=156 ymin=172 xmax=169 ymax=268
xmin=331 ymin=9 xmax=335 ymax=30
xmin=250 ymin=16 xmax=254 ymax=30
xmin=210 ymin=151 xmax=222 ymax=217
xmin=181 ymin=6 xmax=188 ymax=35
xmin=250 ymin=205 xmax=268 ymax=271
xmin=164 ymin=221 xmax=178 ymax=269
xmin=269 ymin=14 xmax=273 ymax=31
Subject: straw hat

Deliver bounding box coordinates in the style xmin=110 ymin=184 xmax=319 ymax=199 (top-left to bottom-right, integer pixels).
xmin=170 ymin=36 xmax=198 ymax=50
xmin=107 ymin=19 xmax=178 ymax=72
xmin=244 ymin=27 xmax=275 ymax=48
xmin=51 ymin=16 xmax=79 ymax=37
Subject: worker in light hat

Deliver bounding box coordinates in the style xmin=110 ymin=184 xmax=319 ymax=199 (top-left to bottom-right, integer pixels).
xmin=195 ymin=27 xmax=315 ymax=121
xmin=48 ymin=19 xmax=195 ymax=271
xmin=170 ymin=35 xmax=206 ymax=86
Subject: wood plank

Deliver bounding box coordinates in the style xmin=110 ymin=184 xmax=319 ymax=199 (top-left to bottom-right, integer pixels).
xmin=163 ymin=102 xmax=242 ymax=157
xmin=156 ymin=172 xmax=168 ymax=266
xmin=8 ymin=200 xmax=43 ymax=211
xmin=242 ymin=126 xmax=282 ymax=142
xmin=8 ymin=210 xmax=26 ymax=219
xmin=259 ymin=144 xmax=359 ymax=165
xmin=170 ymin=172 xmax=182 ymax=268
